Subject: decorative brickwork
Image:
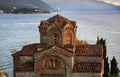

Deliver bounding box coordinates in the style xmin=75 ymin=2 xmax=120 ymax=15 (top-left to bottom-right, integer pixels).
xmin=38 ymin=14 xmax=77 ymax=47
xmin=75 ymin=45 xmax=103 ymax=56
xmin=12 ymin=14 xmax=104 ymax=77
xmin=73 ymin=62 xmax=101 ymax=73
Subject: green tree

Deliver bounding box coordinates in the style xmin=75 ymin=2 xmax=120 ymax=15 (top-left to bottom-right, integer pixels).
xmin=96 ymin=36 xmax=100 ymax=44
xmin=103 ymin=57 xmax=109 ymax=77
xmin=105 ymin=57 xmax=109 ymax=73
xmin=103 ymin=73 xmax=109 ymax=77
xmin=110 ymin=56 xmax=119 ymax=76
xmin=96 ymin=37 xmax=106 ymax=59
xmin=96 ymin=37 xmax=109 ymax=77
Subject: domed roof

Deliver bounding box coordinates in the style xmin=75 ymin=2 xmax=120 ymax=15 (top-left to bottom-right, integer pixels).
xmin=45 ymin=14 xmax=76 ymax=28
xmin=48 ymin=14 xmax=69 ymax=22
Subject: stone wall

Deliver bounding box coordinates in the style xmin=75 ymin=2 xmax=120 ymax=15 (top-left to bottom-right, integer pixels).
xmin=73 ymin=73 xmax=102 ymax=77
xmin=39 ymin=18 xmax=77 ymax=47
xmin=15 ymin=72 xmax=34 ymax=77
xmin=34 ymin=48 xmax=73 ymax=77
xmin=75 ymin=56 xmax=102 ymax=63
xmin=19 ymin=56 xmax=33 ymax=63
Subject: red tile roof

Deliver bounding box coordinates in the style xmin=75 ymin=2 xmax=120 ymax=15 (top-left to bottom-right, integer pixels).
xmin=75 ymin=45 xmax=103 ymax=57
xmin=13 ymin=44 xmax=103 ymax=57
xmin=53 ymin=46 xmax=75 ymax=56
xmin=13 ymin=44 xmax=103 ymax=72
xmin=73 ymin=62 xmax=101 ymax=73
xmin=48 ymin=14 xmax=69 ymax=22
xmin=12 ymin=43 xmax=41 ymax=56
xmin=37 ymin=46 xmax=75 ymax=56
xmin=47 ymin=14 xmax=76 ymax=28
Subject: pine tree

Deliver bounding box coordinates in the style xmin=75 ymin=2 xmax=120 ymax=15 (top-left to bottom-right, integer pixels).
xmin=110 ymin=56 xmax=119 ymax=76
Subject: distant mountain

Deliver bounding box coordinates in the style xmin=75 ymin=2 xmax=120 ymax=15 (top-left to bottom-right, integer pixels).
xmin=0 ymin=0 xmax=53 ymax=13
xmin=48 ymin=0 xmax=120 ymax=11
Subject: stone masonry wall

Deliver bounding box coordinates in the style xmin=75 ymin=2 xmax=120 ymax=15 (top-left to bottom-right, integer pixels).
xmin=34 ymin=48 xmax=73 ymax=77
xmin=15 ymin=72 xmax=34 ymax=77
xmin=73 ymin=73 xmax=102 ymax=77
xmin=75 ymin=56 xmax=102 ymax=63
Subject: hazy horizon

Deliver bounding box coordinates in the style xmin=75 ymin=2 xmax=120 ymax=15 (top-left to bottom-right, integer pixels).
xmin=42 ymin=0 xmax=120 ymax=6
xmin=42 ymin=0 xmax=120 ymax=11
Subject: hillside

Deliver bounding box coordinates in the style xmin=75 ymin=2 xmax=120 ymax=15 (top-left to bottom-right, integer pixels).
xmin=0 ymin=0 xmax=53 ymax=13
xmin=48 ymin=0 xmax=120 ymax=11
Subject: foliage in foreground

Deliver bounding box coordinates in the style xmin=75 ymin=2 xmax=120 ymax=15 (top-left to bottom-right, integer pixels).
xmin=96 ymin=37 xmax=119 ymax=77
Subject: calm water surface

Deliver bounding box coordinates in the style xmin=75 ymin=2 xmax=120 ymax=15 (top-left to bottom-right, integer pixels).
xmin=0 ymin=11 xmax=120 ymax=77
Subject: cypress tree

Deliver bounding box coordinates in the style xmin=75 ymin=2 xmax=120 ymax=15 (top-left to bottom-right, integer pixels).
xmin=96 ymin=36 xmax=100 ymax=44
xmin=110 ymin=56 xmax=119 ymax=76
xmin=96 ymin=37 xmax=120 ymax=77
xmin=103 ymin=57 xmax=109 ymax=77
xmin=105 ymin=57 xmax=109 ymax=73
xmin=96 ymin=37 xmax=106 ymax=59
xmin=96 ymin=37 xmax=108 ymax=77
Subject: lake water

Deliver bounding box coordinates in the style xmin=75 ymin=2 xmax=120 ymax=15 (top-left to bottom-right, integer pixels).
xmin=0 ymin=11 xmax=120 ymax=77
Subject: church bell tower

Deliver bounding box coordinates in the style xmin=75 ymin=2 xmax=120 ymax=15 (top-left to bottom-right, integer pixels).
xmin=38 ymin=14 xmax=77 ymax=47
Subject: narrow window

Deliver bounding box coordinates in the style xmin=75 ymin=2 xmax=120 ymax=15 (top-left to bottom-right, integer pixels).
xmin=48 ymin=59 xmax=61 ymax=68
xmin=54 ymin=34 xmax=58 ymax=45
xmin=66 ymin=33 xmax=72 ymax=44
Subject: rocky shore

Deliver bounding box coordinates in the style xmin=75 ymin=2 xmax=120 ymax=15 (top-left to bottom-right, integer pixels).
xmin=0 ymin=8 xmax=51 ymax=14
xmin=0 ymin=70 xmax=8 ymax=77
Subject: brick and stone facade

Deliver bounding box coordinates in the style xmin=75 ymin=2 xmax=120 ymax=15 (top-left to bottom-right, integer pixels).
xmin=12 ymin=14 xmax=104 ymax=77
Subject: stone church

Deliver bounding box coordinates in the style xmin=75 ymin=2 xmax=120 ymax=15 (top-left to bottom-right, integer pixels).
xmin=12 ymin=14 xmax=104 ymax=77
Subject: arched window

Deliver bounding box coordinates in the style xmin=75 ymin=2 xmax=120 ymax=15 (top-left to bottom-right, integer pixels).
xmin=53 ymin=34 xmax=59 ymax=45
xmin=66 ymin=33 xmax=72 ymax=44
xmin=41 ymin=32 xmax=47 ymax=43
xmin=54 ymin=35 xmax=57 ymax=44
xmin=45 ymin=58 xmax=61 ymax=68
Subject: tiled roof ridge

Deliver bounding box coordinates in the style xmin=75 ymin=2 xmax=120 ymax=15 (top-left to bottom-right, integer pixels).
xmin=47 ymin=14 xmax=75 ymax=25
xmin=53 ymin=46 xmax=75 ymax=56
xmin=48 ymin=14 xmax=69 ymax=21
xmin=12 ymin=43 xmax=40 ymax=56
xmin=12 ymin=44 xmax=103 ymax=57
xmin=21 ymin=43 xmax=40 ymax=49
xmin=37 ymin=45 xmax=75 ymax=56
